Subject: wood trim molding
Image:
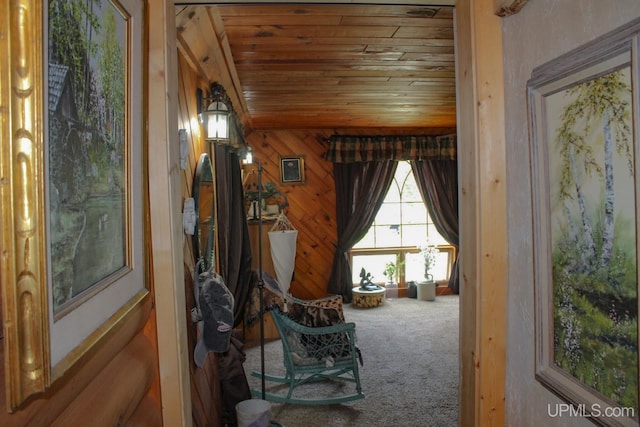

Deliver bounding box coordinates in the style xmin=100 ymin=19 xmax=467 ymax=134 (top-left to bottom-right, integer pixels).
xmin=456 ymin=0 xmax=508 ymax=425
xmin=148 ymin=1 xmax=192 ymax=425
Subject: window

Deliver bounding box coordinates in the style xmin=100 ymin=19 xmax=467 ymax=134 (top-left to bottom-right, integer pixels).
xmin=350 ymin=161 xmax=454 ymax=286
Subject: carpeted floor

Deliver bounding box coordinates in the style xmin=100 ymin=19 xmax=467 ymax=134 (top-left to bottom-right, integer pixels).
xmin=242 ymin=295 xmax=459 ymax=427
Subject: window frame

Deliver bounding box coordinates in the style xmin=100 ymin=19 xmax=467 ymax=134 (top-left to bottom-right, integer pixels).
xmin=350 ymin=160 xmax=456 ymax=288
xmin=350 ymin=244 xmax=456 ymax=288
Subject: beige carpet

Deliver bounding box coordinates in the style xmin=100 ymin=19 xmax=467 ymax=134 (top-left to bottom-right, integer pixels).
xmin=242 ymin=295 xmax=459 ymax=427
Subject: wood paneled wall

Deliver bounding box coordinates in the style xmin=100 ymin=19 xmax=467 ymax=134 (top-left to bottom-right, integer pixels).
xmin=244 ymin=130 xmax=336 ymax=299
xmin=177 ymin=51 xmax=223 ymax=427
xmin=0 ymin=298 xmax=160 ymax=427
xmin=245 ymin=127 xmax=454 ymax=299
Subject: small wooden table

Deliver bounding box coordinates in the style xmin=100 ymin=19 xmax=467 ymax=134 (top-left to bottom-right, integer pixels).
xmin=352 ymin=286 xmax=385 ymax=308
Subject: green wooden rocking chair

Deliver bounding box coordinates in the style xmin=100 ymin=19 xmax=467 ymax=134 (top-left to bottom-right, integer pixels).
xmin=251 ymin=301 xmax=365 ymax=405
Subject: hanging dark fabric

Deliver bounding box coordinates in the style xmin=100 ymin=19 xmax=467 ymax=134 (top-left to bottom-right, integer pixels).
xmin=325 ymin=134 xmax=456 ymax=163
xmin=213 ymin=144 xmax=253 ymax=425
xmin=214 ymin=144 xmax=254 ymax=325
xmin=411 ymin=160 xmax=460 ymax=293
xmin=327 ymin=161 xmax=397 ymax=302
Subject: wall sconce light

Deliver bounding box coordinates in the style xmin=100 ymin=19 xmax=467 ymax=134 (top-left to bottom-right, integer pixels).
xmin=196 ymin=82 xmax=229 ymax=143
xmin=241 ymin=146 xmax=253 ymax=165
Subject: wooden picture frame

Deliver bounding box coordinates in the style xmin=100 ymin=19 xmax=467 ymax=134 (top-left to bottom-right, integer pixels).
xmin=280 ymin=155 xmax=305 ymax=184
xmin=0 ymin=0 xmax=148 ymax=410
xmin=528 ymin=18 xmax=640 ymax=426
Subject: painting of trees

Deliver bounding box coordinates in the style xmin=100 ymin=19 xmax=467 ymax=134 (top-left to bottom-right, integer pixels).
xmin=548 ymin=64 xmax=637 ymax=409
xmin=48 ymin=0 xmax=127 ymax=312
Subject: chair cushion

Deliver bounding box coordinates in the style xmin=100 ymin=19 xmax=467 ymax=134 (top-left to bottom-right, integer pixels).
xmin=287 ymin=303 xmax=344 ymax=328
xmin=286 ymin=294 xmax=345 ymax=325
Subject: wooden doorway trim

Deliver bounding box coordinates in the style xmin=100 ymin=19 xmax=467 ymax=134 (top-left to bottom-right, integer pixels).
xmin=152 ymin=0 xmax=510 ymax=425
xmin=455 ymin=0 xmax=508 ymax=425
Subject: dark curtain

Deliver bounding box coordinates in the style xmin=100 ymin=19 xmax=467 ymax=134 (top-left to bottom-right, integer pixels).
xmin=213 ymin=145 xmax=253 ymax=425
xmin=327 ymin=161 xmax=397 ymax=303
xmin=411 ymin=160 xmax=460 ymax=293
xmin=214 ymin=144 xmax=254 ymax=326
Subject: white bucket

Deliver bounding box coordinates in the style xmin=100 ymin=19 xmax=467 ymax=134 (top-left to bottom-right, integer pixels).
xmin=236 ymin=399 xmax=271 ymax=427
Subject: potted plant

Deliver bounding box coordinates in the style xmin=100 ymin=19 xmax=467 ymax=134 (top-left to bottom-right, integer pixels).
xmin=382 ymin=261 xmax=399 ymax=300
xmin=420 ymin=243 xmax=439 ymax=283
xmin=417 ymin=243 xmax=439 ymax=301
xmin=244 ymin=180 xmax=281 ymax=219
xmin=383 ymin=261 xmax=396 ymax=283
xmin=245 ymin=180 xmax=281 ymax=203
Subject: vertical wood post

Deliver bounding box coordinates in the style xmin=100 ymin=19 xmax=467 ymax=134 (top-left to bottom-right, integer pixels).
xmin=149 ymin=1 xmax=192 ymax=425
xmin=455 ymin=0 xmax=508 ymax=425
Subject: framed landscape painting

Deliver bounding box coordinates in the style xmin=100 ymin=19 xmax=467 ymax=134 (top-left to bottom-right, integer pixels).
xmin=529 ymin=18 xmax=640 ymax=426
xmin=0 ymin=0 xmax=147 ymax=409
xmin=48 ymin=0 xmax=128 ymax=318
xmin=46 ymin=0 xmax=148 ymax=374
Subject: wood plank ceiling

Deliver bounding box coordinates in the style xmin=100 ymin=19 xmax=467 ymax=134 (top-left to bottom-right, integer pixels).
xmin=176 ymin=4 xmax=456 ymax=131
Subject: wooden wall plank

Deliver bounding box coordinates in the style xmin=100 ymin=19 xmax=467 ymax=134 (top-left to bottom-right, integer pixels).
xmin=177 ymin=49 xmax=224 ymax=427
xmin=124 ymin=395 xmax=163 ymax=427
xmin=225 ymin=25 xmax=400 ymax=39
xmin=228 ymin=37 xmax=455 ymax=49
xmin=0 ymin=299 xmax=153 ymax=427
xmin=217 ymin=4 xmax=452 ymax=18
xmin=51 ymin=334 xmax=156 ymax=426
xmin=222 ymin=15 xmax=344 ymax=26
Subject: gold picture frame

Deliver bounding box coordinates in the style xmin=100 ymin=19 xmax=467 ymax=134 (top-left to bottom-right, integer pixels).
xmin=0 ymin=0 xmax=148 ymax=410
xmin=528 ymin=17 xmax=640 ymax=426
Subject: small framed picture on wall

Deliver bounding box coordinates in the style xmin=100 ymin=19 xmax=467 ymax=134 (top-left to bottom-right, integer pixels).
xmin=280 ymin=155 xmax=305 ymax=184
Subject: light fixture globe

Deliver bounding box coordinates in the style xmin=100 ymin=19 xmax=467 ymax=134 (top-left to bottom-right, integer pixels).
xmin=241 ymin=146 xmax=253 ymax=165
xmin=205 ymin=99 xmax=228 ymax=141
xmin=197 ymin=83 xmax=230 ymax=143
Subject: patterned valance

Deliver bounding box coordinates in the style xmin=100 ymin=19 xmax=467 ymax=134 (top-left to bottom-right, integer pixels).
xmin=324 ymin=134 xmax=457 ymax=163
